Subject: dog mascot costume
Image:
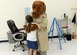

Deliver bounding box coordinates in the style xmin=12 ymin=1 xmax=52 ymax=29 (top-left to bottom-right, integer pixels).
xmin=24 ymin=0 xmax=49 ymax=55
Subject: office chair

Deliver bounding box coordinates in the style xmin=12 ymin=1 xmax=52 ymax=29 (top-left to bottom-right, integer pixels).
xmin=7 ymin=20 xmax=27 ymax=51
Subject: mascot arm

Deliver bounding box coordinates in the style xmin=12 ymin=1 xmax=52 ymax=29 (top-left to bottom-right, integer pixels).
xmin=34 ymin=14 xmax=48 ymax=30
xmin=37 ymin=19 xmax=48 ymax=30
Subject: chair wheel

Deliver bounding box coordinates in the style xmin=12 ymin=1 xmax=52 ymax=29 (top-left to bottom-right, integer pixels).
xmin=22 ymin=43 xmax=24 ymax=45
xmin=13 ymin=49 xmax=15 ymax=51
xmin=14 ymin=45 xmax=16 ymax=47
xmin=22 ymin=50 xmax=25 ymax=51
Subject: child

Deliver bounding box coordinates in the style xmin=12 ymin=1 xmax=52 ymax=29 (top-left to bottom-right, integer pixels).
xmin=25 ymin=15 xmax=38 ymax=55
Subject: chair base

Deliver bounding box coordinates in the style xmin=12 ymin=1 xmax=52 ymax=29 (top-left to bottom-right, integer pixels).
xmin=13 ymin=41 xmax=25 ymax=51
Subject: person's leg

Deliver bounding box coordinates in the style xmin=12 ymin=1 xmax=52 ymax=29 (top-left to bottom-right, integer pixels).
xmin=28 ymin=49 xmax=30 ymax=55
xmin=28 ymin=48 xmax=33 ymax=55
xmin=33 ymin=50 xmax=37 ymax=55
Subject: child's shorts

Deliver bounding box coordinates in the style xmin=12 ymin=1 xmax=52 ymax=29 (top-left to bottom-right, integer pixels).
xmin=27 ymin=40 xmax=38 ymax=50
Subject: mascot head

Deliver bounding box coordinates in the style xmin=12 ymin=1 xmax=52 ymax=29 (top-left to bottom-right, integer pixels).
xmin=32 ymin=1 xmax=46 ymax=18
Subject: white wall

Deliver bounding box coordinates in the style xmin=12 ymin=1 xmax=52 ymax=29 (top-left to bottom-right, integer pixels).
xmin=45 ymin=0 xmax=77 ymax=35
xmin=0 ymin=0 xmax=77 ymax=40
xmin=0 ymin=0 xmax=35 ymax=40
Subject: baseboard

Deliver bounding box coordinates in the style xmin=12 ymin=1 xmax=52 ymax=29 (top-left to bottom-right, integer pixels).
xmin=48 ymin=36 xmax=58 ymax=38
xmin=0 ymin=36 xmax=58 ymax=43
xmin=0 ymin=40 xmax=8 ymax=43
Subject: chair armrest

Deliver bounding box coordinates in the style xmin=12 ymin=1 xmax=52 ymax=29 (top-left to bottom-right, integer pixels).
xmin=13 ymin=32 xmax=24 ymax=41
xmin=18 ymin=28 xmax=26 ymax=33
xmin=19 ymin=28 xmax=25 ymax=30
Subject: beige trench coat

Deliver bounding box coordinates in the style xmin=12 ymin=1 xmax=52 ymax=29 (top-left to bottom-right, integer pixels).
xmin=24 ymin=14 xmax=49 ymax=51
xmin=32 ymin=14 xmax=49 ymax=51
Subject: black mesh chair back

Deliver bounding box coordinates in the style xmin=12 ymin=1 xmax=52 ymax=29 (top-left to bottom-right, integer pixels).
xmin=7 ymin=20 xmax=19 ymax=34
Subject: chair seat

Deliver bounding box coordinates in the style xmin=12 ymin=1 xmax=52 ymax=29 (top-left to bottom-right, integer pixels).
xmin=15 ymin=34 xmax=23 ymax=39
xmin=13 ymin=33 xmax=24 ymax=41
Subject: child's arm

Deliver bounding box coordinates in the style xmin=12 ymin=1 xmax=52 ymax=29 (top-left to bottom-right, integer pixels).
xmin=24 ymin=24 xmax=38 ymax=33
xmin=23 ymin=25 xmax=30 ymax=33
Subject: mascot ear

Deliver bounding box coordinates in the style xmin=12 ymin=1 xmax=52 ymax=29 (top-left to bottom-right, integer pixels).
xmin=42 ymin=2 xmax=46 ymax=14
